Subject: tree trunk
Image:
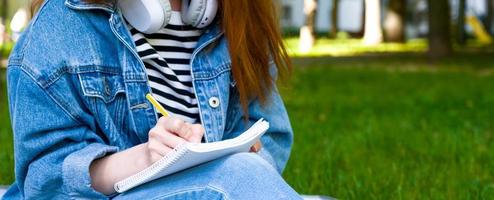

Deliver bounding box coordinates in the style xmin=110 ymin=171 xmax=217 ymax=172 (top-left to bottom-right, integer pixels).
xmin=487 ymin=0 xmax=493 ymax=35
xmin=363 ymin=0 xmax=383 ymax=45
xmin=358 ymin=0 xmax=365 ymax=37
xmin=0 ymin=0 xmax=7 ymax=30
xmin=330 ymin=0 xmax=339 ymax=38
xmin=0 ymin=0 xmax=8 ymax=61
xmin=299 ymin=0 xmax=317 ymax=53
xmin=427 ymin=0 xmax=452 ymax=58
xmin=457 ymin=0 xmax=466 ymax=45
xmin=384 ymin=0 xmax=406 ymax=43
xmin=0 ymin=0 xmax=7 ymax=24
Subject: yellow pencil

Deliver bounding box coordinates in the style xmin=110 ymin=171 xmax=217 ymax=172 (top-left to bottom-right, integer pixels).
xmin=146 ymin=93 xmax=170 ymax=117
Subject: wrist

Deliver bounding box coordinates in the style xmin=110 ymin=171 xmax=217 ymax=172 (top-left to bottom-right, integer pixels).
xmin=136 ymin=143 xmax=154 ymax=168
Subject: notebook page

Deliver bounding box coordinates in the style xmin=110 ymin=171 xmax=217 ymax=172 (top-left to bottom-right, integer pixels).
xmin=114 ymin=119 xmax=269 ymax=193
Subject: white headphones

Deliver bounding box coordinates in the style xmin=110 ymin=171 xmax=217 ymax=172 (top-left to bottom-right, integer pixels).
xmin=119 ymin=0 xmax=218 ymax=34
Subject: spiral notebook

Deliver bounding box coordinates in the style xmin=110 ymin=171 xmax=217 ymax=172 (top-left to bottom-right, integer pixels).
xmin=114 ymin=119 xmax=270 ymax=193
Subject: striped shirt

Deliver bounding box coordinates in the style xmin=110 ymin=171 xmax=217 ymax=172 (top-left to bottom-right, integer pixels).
xmin=127 ymin=11 xmax=202 ymax=123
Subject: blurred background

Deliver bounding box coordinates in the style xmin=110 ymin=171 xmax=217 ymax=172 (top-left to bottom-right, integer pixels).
xmin=1 ymin=0 xmax=494 ymax=199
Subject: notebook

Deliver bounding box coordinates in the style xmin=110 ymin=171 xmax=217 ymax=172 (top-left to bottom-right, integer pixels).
xmin=114 ymin=119 xmax=270 ymax=193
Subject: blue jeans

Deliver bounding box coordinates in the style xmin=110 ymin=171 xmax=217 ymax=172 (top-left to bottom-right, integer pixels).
xmin=113 ymin=153 xmax=301 ymax=199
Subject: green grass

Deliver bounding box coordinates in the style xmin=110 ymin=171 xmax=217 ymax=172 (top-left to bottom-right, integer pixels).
xmin=280 ymin=53 xmax=494 ymax=199
xmin=1 ymin=52 xmax=494 ymax=199
xmin=0 ymin=68 xmax=14 ymax=184
xmin=1 ymin=41 xmax=14 ymax=59
xmin=284 ymin=38 xmax=428 ymax=57
xmin=284 ymin=37 xmax=494 ymax=57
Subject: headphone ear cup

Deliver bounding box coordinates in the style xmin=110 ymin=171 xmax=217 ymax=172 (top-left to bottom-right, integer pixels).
xmin=119 ymin=0 xmax=172 ymax=34
xmin=181 ymin=0 xmax=198 ymax=26
xmin=157 ymin=0 xmax=173 ymax=29
xmin=182 ymin=0 xmax=217 ymax=28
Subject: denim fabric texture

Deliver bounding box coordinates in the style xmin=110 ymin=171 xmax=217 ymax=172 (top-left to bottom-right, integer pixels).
xmin=3 ymin=0 xmax=296 ymax=199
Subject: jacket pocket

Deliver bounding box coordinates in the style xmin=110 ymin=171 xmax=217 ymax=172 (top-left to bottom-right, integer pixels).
xmin=77 ymin=70 xmax=131 ymax=146
xmin=78 ymin=71 xmax=126 ymax=103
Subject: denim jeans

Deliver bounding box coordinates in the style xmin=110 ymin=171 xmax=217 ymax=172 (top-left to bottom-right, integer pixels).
xmin=114 ymin=153 xmax=301 ymax=199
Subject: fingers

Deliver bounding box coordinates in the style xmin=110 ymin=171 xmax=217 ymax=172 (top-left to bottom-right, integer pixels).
xmin=156 ymin=117 xmax=204 ymax=143
xmin=148 ymin=127 xmax=186 ymax=149
xmin=157 ymin=116 xmax=186 ymax=134
xmin=157 ymin=117 xmax=190 ymax=139
xmin=188 ymin=124 xmax=205 ymax=143
xmin=250 ymin=140 xmax=262 ymax=153
xmin=147 ymin=116 xmax=206 ymax=164
xmin=147 ymin=139 xmax=172 ymax=162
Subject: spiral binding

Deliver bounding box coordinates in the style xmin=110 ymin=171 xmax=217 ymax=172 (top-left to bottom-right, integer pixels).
xmin=114 ymin=119 xmax=269 ymax=193
xmin=114 ymin=143 xmax=189 ymax=193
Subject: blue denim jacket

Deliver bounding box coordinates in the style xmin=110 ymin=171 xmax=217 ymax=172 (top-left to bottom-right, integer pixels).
xmin=3 ymin=0 xmax=293 ymax=199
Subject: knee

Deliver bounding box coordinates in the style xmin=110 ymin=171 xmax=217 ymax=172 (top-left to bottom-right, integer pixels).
xmin=204 ymin=153 xmax=300 ymax=199
xmin=213 ymin=152 xmax=279 ymax=176
xmin=115 ymin=185 xmax=227 ymax=200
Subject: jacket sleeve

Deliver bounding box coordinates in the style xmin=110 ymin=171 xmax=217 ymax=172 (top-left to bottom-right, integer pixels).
xmin=7 ymin=66 xmax=118 ymax=199
xmin=246 ymin=84 xmax=294 ymax=174
xmin=226 ymin=62 xmax=294 ymax=173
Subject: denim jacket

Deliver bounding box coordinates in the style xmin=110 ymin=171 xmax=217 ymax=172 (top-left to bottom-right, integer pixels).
xmin=3 ymin=0 xmax=293 ymax=199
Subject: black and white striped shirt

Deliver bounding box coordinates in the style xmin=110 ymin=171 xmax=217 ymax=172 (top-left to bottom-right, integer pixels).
xmin=128 ymin=11 xmax=202 ymax=123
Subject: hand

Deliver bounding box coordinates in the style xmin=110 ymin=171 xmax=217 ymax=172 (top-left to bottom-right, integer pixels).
xmin=146 ymin=117 xmax=205 ymax=164
xmin=250 ymin=140 xmax=262 ymax=153
xmin=89 ymin=117 xmax=204 ymax=195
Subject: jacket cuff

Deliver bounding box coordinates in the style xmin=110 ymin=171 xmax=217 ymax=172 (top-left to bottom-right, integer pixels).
xmin=62 ymin=143 xmax=119 ymax=198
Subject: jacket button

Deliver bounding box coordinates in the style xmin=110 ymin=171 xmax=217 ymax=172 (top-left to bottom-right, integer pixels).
xmin=105 ymin=85 xmax=111 ymax=96
xmin=208 ymin=97 xmax=220 ymax=108
xmin=103 ymin=80 xmax=111 ymax=96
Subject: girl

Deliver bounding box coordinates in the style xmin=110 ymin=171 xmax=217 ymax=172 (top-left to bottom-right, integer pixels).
xmin=4 ymin=0 xmax=299 ymax=199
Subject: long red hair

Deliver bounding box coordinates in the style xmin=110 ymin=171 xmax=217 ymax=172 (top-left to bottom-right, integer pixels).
xmin=31 ymin=0 xmax=291 ymax=112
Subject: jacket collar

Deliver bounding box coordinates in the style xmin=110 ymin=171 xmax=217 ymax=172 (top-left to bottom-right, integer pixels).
xmin=65 ymin=0 xmax=116 ymax=13
xmin=65 ymin=0 xmax=225 ymax=58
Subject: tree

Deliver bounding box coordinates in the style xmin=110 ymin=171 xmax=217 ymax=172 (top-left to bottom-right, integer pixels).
xmin=0 ymin=0 xmax=8 ymax=61
xmin=384 ymin=0 xmax=406 ymax=43
xmin=330 ymin=0 xmax=339 ymax=38
xmin=299 ymin=0 xmax=317 ymax=53
xmin=427 ymin=0 xmax=452 ymax=58
xmin=0 ymin=0 xmax=7 ymax=25
xmin=457 ymin=0 xmax=466 ymax=45
xmin=363 ymin=0 xmax=383 ymax=45
xmin=487 ymin=0 xmax=493 ymax=35
xmin=358 ymin=0 xmax=365 ymax=37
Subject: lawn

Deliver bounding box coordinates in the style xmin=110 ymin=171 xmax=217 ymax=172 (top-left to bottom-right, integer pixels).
xmin=1 ymin=52 xmax=494 ymax=199
xmin=0 ymin=68 xmax=14 ymax=185
xmin=283 ymin=37 xmax=494 ymax=57
xmin=280 ymin=53 xmax=494 ymax=199
xmin=284 ymin=37 xmax=428 ymax=57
